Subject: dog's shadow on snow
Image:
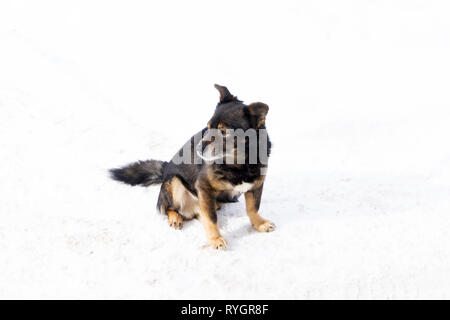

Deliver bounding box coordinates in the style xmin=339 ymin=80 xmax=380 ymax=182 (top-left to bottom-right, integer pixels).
xmin=216 ymin=200 xmax=260 ymax=241
xmin=225 ymin=224 xmax=256 ymax=242
xmin=175 ymin=195 xmax=284 ymax=244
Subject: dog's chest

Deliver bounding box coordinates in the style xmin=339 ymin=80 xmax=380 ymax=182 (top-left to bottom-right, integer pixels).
xmin=225 ymin=182 xmax=254 ymax=200
xmin=228 ymin=182 xmax=253 ymax=198
xmin=232 ymin=182 xmax=254 ymax=193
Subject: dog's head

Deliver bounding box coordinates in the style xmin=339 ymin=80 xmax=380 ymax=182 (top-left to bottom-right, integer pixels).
xmin=208 ymin=84 xmax=269 ymax=132
xmin=196 ymin=85 xmax=270 ymax=164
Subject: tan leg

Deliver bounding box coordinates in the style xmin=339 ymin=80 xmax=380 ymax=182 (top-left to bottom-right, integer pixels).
xmin=167 ymin=209 xmax=183 ymax=230
xmin=245 ymin=188 xmax=275 ymax=232
xmin=198 ymin=190 xmax=227 ymax=250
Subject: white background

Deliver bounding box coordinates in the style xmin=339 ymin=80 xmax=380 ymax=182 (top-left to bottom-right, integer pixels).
xmin=1 ymin=0 xmax=450 ymax=298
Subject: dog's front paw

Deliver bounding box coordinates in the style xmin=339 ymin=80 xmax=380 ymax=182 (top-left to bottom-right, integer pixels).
xmin=254 ymin=220 xmax=276 ymax=232
xmin=209 ymin=236 xmax=227 ymax=250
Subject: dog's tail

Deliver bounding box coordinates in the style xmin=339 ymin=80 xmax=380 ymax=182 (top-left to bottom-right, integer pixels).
xmin=109 ymin=160 xmax=168 ymax=186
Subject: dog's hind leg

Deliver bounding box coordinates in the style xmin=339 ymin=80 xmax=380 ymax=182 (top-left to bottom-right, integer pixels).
xmin=167 ymin=209 xmax=184 ymax=230
xmin=157 ymin=180 xmax=184 ymax=230
xmin=157 ymin=176 xmax=199 ymax=230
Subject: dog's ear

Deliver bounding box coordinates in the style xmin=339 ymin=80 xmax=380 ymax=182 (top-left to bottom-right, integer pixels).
xmin=214 ymin=84 xmax=238 ymax=104
xmin=246 ymin=102 xmax=269 ymax=128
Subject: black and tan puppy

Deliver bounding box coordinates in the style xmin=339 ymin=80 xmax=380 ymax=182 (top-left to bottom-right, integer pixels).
xmin=110 ymin=85 xmax=274 ymax=249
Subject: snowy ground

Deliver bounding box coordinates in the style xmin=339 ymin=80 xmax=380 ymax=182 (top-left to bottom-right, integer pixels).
xmin=1 ymin=0 xmax=450 ymax=299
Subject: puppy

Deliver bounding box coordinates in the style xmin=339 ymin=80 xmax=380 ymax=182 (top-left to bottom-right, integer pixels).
xmin=110 ymin=84 xmax=274 ymax=249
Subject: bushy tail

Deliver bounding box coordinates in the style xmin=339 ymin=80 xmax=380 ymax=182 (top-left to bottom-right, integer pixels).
xmin=109 ymin=160 xmax=168 ymax=186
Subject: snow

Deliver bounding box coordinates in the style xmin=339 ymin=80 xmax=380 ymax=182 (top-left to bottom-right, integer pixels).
xmin=1 ymin=0 xmax=450 ymax=299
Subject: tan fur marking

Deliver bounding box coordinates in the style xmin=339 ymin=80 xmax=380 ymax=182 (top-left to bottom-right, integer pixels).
xmin=217 ymin=123 xmax=228 ymax=131
xmin=252 ymin=175 xmax=265 ymax=189
xmin=197 ymin=190 xmax=227 ymax=250
xmin=167 ymin=209 xmax=183 ymax=229
xmin=209 ymin=177 xmax=229 ymax=191
xmin=244 ymin=192 xmax=275 ymax=232
xmin=168 ymin=177 xmax=199 ymax=219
